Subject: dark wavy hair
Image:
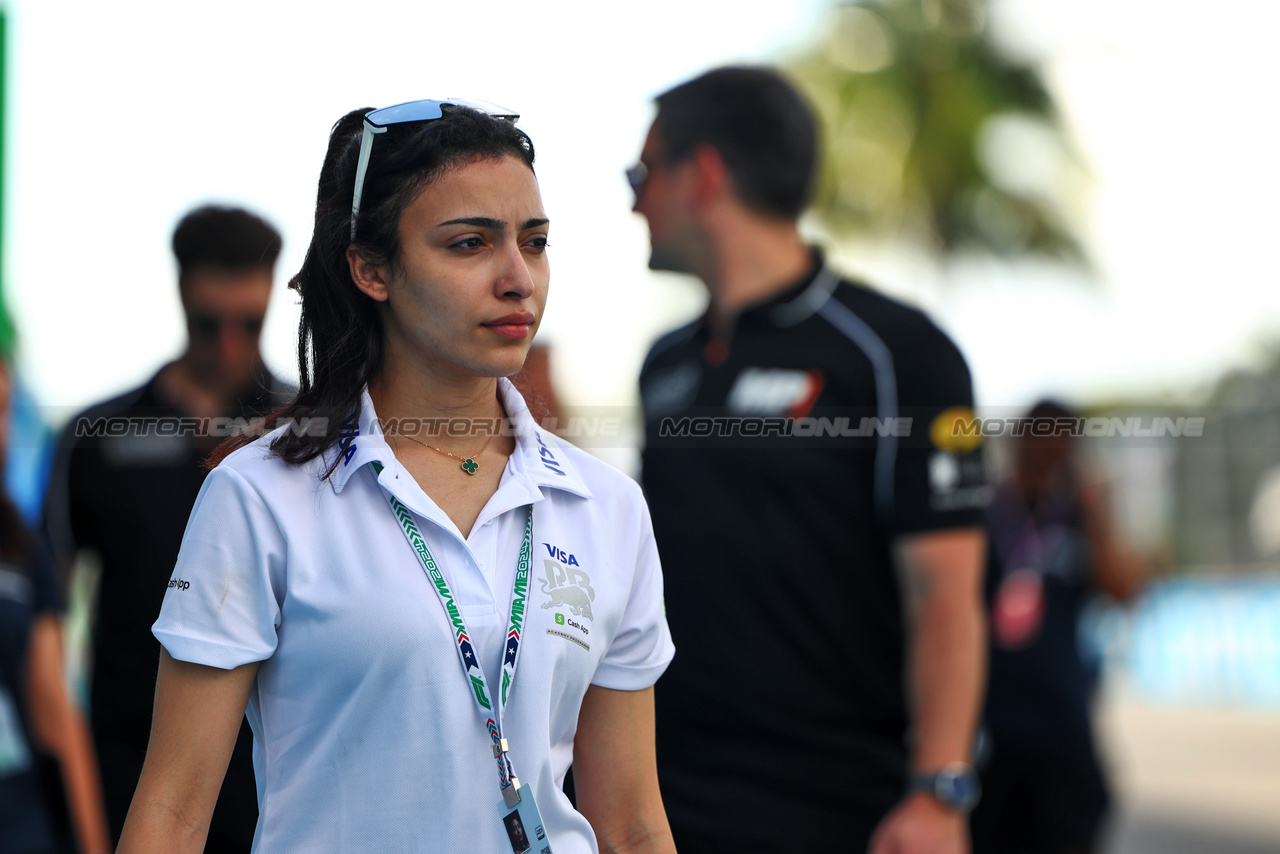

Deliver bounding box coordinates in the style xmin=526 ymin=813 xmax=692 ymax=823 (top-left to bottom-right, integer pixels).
xmin=208 ymin=104 xmax=535 ymax=475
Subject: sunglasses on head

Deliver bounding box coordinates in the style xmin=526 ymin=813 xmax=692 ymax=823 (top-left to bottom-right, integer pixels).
xmin=350 ymin=97 xmax=520 ymax=241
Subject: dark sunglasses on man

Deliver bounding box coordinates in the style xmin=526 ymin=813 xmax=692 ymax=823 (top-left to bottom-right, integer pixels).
xmin=189 ymin=313 xmax=265 ymax=340
xmin=625 ymin=162 xmax=650 ymax=197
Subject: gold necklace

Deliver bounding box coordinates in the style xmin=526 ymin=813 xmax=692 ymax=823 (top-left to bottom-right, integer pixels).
xmin=398 ymin=430 xmax=496 ymax=475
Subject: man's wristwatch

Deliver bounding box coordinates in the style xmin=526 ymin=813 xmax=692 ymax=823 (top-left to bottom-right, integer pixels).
xmin=908 ymin=762 xmax=981 ymax=813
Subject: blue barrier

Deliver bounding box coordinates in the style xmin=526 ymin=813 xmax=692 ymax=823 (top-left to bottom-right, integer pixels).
xmin=1110 ymin=578 xmax=1280 ymax=707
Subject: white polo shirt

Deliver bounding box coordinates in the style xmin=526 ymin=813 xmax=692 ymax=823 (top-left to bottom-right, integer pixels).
xmin=153 ymin=379 xmax=674 ymax=854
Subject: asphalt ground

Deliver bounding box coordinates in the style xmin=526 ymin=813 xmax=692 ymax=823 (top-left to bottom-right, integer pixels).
xmin=1096 ymin=691 xmax=1280 ymax=854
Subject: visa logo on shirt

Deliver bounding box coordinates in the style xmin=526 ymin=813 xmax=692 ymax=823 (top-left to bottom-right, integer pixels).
xmin=545 ymin=544 xmax=579 ymax=565
xmin=339 ymin=413 xmax=360 ymax=465
xmin=535 ymin=432 xmax=566 ymax=476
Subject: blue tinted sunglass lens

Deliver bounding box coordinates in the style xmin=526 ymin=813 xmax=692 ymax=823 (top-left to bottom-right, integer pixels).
xmin=626 ymin=163 xmax=648 ymax=195
xmin=365 ymin=98 xmax=519 ymax=129
xmin=364 ymin=100 xmax=447 ymax=129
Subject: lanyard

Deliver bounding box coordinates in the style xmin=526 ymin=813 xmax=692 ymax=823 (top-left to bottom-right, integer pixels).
xmin=372 ymin=462 xmax=533 ymax=806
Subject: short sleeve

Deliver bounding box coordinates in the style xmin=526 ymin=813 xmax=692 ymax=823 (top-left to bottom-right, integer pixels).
xmin=890 ymin=322 xmax=989 ymax=537
xmin=41 ymin=425 xmax=100 ymax=583
xmin=152 ymin=465 xmax=284 ymax=670
xmin=27 ymin=545 xmax=65 ymax=616
xmin=591 ymin=491 xmax=675 ymax=691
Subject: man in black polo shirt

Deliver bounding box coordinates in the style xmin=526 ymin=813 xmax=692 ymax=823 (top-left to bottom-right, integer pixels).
xmin=43 ymin=205 xmax=292 ymax=851
xmin=633 ymin=67 xmax=989 ymax=853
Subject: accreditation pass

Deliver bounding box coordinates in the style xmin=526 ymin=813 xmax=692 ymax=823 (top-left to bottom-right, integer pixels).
xmin=499 ymin=785 xmax=552 ymax=854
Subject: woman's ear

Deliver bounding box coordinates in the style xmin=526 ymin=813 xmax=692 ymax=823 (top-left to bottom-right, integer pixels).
xmin=347 ymin=245 xmax=390 ymax=302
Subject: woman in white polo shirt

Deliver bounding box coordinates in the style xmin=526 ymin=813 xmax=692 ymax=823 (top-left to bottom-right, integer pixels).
xmin=118 ymin=101 xmax=676 ymax=854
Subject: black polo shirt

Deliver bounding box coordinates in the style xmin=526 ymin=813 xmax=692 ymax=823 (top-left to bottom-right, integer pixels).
xmin=640 ymin=255 xmax=987 ymax=848
xmin=41 ymin=366 xmax=291 ymax=848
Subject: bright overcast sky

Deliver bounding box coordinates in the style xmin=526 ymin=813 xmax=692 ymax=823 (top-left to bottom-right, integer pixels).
xmin=4 ymin=0 xmax=1280 ymax=422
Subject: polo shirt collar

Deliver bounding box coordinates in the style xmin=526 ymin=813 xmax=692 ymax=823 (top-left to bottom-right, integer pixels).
xmin=326 ymin=378 xmax=592 ymax=500
xmin=767 ymin=249 xmax=840 ymax=328
xmin=690 ymin=248 xmax=838 ymax=342
xmin=498 ymin=379 xmax=593 ymax=499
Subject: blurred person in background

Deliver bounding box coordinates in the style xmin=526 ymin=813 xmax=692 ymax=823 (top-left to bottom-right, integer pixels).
xmin=42 ymin=206 xmax=291 ymax=850
xmin=1 ymin=360 xmax=110 ymax=854
xmin=634 ymin=66 xmax=988 ymax=854
xmin=970 ymin=399 xmax=1143 ymax=854
xmin=518 ymin=342 xmax=565 ymax=428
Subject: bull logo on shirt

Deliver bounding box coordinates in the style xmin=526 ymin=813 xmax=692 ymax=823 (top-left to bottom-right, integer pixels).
xmin=541 ymin=544 xmax=595 ymax=621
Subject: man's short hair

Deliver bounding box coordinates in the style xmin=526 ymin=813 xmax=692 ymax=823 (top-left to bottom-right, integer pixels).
xmin=172 ymin=205 xmax=283 ymax=286
xmin=655 ymin=66 xmax=818 ymax=220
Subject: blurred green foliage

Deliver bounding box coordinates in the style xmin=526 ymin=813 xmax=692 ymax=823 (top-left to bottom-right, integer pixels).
xmin=788 ymin=0 xmax=1086 ymax=261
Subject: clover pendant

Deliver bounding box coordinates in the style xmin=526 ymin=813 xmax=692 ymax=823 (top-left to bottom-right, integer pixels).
xmin=461 ymin=458 xmax=479 ymax=475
